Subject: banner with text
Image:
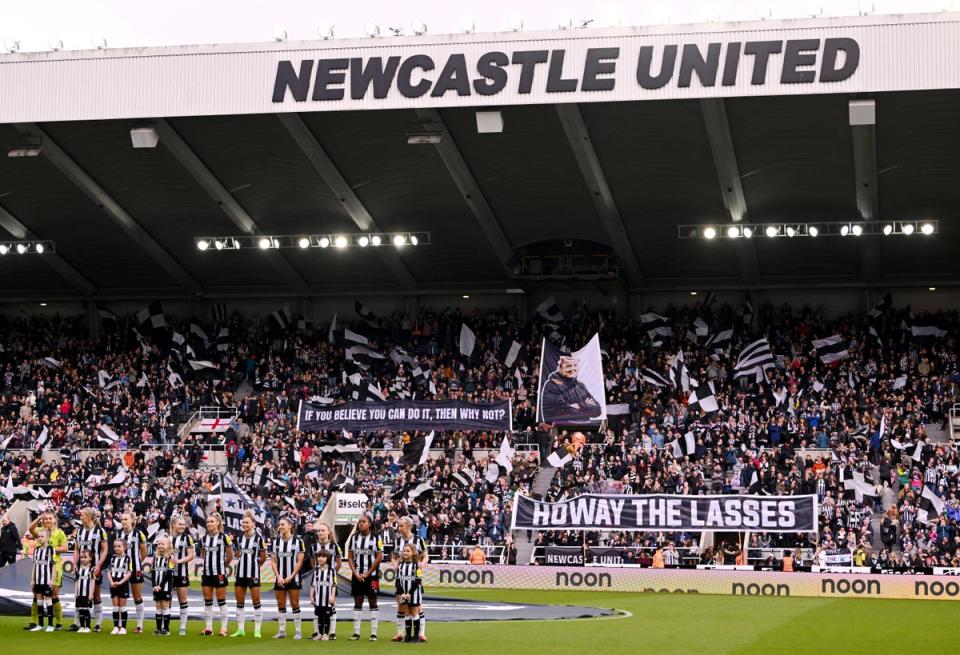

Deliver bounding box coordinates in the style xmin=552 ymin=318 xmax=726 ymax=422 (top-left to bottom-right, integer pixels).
xmin=297 ymin=398 xmax=512 ymax=432
xmin=544 ymin=546 xmax=585 ymax=566
xmin=511 ymin=493 xmax=817 ymax=532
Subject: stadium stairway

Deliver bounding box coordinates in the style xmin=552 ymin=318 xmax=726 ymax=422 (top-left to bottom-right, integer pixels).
xmin=924 ymin=422 xmax=950 ymax=444
xmin=514 ymin=466 xmax=556 ymax=564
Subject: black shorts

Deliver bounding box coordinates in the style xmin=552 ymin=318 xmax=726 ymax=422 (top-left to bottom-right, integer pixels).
xmin=201 ymin=574 xmax=228 ymax=589
xmin=33 ymin=583 xmax=52 ymax=596
xmin=110 ymin=583 xmax=130 ymax=598
xmin=131 ymin=571 xmax=145 ymax=585
xmin=172 ymin=575 xmax=190 ymax=589
xmin=75 ymin=596 xmax=92 ymax=609
xmin=153 ymin=591 xmax=171 ymax=602
xmin=234 ymin=577 xmax=260 ymax=588
xmin=351 ymin=577 xmax=379 ymax=597
xmin=274 ymin=579 xmax=302 ymax=592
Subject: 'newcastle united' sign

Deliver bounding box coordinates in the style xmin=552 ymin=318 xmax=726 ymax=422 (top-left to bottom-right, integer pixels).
xmin=297 ymin=398 xmax=512 ymax=432
xmin=511 ymin=493 xmax=817 ymax=532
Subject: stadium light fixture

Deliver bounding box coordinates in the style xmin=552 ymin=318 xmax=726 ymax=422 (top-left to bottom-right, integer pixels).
xmin=462 ymin=294 xmax=470 ymax=299
xmin=8 ymin=145 xmax=42 ymax=157
xmin=196 ymin=239 xmax=209 ymax=251
xmin=840 ymin=225 xmax=850 ymax=236
xmin=786 ymin=226 xmax=797 ymax=238
xmin=407 ymin=130 xmax=443 ymax=144
xmin=411 ymin=19 xmax=427 ymax=35
xmin=3 ymin=37 xmax=20 ymax=53
xmin=742 ymin=227 xmax=753 ymax=238
xmin=689 ymin=291 xmax=698 ymax=296
xmin=317 ymin=24 xmax=335 ymax=39
xmin=91 ymin=36 xmax=108 ymax=49
xmin=258 ymin=237 xmax=272 ymax=249
xmin=726 ymin=226 xmax=740 ymax=238
xmin=364 ymin=22 xmax=381 ymax=37
xmin=47 ymin=37 xmax=64 ymax=51
xmin=0 ymin=245 xmax=7 ymax=255
xmin=765 ymin=226 xmax=779 ymax=238
xmin=929 ymin=287 xmax=936 ymax=291
xmin=459 ymin=16 xmax=476 ymax=33
xmin=298 ymin=237 xmax=311 ymax=249
xmin=197 ymin=232 xmax=429 ymax=251
xmin=393 ymin=234 xmax=407 ymax=247
xmin=851 ymin=224 xmax=863 ymax=236
xmin=318 ymin=237 xmax=330 ymax=248
xmin=901 ymin=222 xmax=914 ymax=235
xmin=882 ymin=223 xmax=893 ymax=235
xmin=507 ymin=15 xmax=524 ymax=31
xmin=16 ymin=244 xmax=27 ymax=254
xmin=703 ymin=227 xmax=717 ymax=240
xmin=921 ymin=222 xmax=935 ymax=235
xmin=358 ymin=235 xmax=369 ymax=247
xmin=130 ymin=126 xmax=159 ymax=148
xmin=334 ymin=235 xmax=348 ymax=248
xmin=410 ymin=235 xmax=419 ymax=246
xmin=273 ymin=27 xmax=288 ymax=42
xmin=35 ymin=243 xmax=44 ymax=254
xmin=681 ymin=221 xmax=935 ymax=239
xmin=371 ymin=235 xmax=382 ymax=247
xmin=808 ymin=226 xmax=818 ymax=237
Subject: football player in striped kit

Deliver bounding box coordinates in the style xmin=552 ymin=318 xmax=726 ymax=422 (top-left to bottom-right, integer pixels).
xmin=169 ymin=515 xmax=195 ymax=635
xmin=71 ymin=508 xmax=109 ymax=632
xmin=310 ymin=550 xmax=336 ymax=641
xmin=271 ymin=516 xmax=306 ymax=640
xmin=391 ymin=516 xmax=429 ymax=642
xmin=347 ymin=513 xmax=383 ymax=641
xmin=310 ymin=522 xmax=342 ymax=640
xmin=151 ymin=535 xmax=175 ymax=636
xmin=108 ymin=538 xmax=133 ymax=634
xmin=395 ymin=544 xmax=424 ymax=643
xmin=74 ymin=549 xmax=96 ymax=632
xmin=231 ymin=510 xmax=267 ymax=638
xmin=30 ymin=529 xmax=55 ymax=632
xmin=199 ymin=512 xmax=233 ymax=636
xmin=115 ymin=511 xmax=148 ymax=633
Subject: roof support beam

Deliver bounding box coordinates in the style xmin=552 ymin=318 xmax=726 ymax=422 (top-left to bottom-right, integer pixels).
xmin=700 ymin=98 xmax=760 ymax=285
xmin=276 ymin=113 xmax=417 ymax=291
xmin=14 ymin=123 xmax=204 ymax=294
xmin=153 ymin=119 xmax=309 ymax=292
xmin=413 ymin=108 xmax=515 ymax=279
xmin=554 ymin=104 xmax=644 ymax=288
xmin=850 ymin=99 xmax=881 ymax=283
xmin=0 ymin=204 xmax=98 ymax=296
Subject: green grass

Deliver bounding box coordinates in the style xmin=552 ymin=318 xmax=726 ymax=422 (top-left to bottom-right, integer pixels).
xmin=3 ymin=589 xmax=959 ymax=654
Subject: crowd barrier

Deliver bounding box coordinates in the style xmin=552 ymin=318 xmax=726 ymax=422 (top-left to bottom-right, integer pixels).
xmin=423 ymin=564 xmax=960 ymax=601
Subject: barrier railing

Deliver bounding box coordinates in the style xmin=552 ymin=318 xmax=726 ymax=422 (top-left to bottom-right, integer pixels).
xmin=424 ymin=544 xmax=506 ymax=565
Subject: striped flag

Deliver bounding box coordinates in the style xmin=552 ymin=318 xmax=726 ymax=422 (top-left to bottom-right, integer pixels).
xmin=400 ymin=431 xmax=435 ymax=466
xmin=705 ymin=328 xmax=733 ymax=357
xmin=669 ymin=431 xmax=697 ymax=459
xmin=535 ymin=297 xmax=564 ymax=322
xmin=686 ymin=316 xmax=709 ymax=343
xmin=734 ymin=338 xmax=776 ymax=383
xmin=500 ymin=340 xmax=525 ymax=368
xmin=813 ymin=334 xmax=850 ymax=364
xmin=640 ymin=312 xmax=672 ymax=340
xmin=669 ymin=350 xmax=694 ymax=392
xmin=451 ymin=468 xmax=476 ymax=487
xmin=211 ymin=303 xmax=227 ymax=323
xmin=547 ymin=445 xmax=572 ymax=468
xmin=355 ymin=301 xmax=379 ymax=327
xmin=918 ymin=485 xmax=945 ymax=524
xmin=97 ymin=424 xmax=120 ymax=446
xmin=97 ymin=305 xmax=118 ymax=322
xmin=641 ymin=368 xmax=669 ymax=388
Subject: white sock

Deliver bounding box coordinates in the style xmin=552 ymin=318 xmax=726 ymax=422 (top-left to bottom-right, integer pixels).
xmin=293 ymin=608 xmax=302 ymax=633
xmin=278 ymin=609 xmax=287 ymax=633
xmin=254 ymin=605 xmax=263 ymax=632
xmin=396 ymin=612 xmax=405 ymax=635
xmin=370 ymin=609 xmax=378 ymax=637
xmin=179 ymin=604 xmax=189 ymax=630
xmin=352 ymin=609 xmax=361 ymax=635
xmin=204 ymin=603 xmax=213 ymax=630
xmin=420 ymin=611 xmax=426 ymax=637
xmin=136 ymin=600 xmax=144 ymax=628
xmin=219 ymin=602 xmax=229 ymax=632
xmin=236 ymin=605 xmax=245 ymax=631
xmin=94 ymin=601 xmax=103 ymax=626
xmin=313 ymin=612 xmax=320 ymax=634
xmin=329 ymin=607 xmax=337 ymax=635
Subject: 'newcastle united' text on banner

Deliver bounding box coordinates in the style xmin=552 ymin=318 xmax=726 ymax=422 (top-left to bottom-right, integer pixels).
xmin=511 ymin=493 xmax=818 ymax=532
xmin=297 ymin=398 xmax=512 ymax=432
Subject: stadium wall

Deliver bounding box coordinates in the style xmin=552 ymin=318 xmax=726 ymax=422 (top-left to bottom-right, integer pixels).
xmin=424 ymin=564 xmax=960 ymax=601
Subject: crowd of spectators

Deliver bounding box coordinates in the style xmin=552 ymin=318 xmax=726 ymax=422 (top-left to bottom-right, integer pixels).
xmin=1 ymin=298 xmax=959 ymax=572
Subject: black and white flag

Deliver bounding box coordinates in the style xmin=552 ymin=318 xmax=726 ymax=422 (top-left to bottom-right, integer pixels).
xmin=536 ymin=297 xmax=564 ymax=322
xmin=500 ymin=340 xmax=525 ymax=368
xmin=88 ymin=470 xmax=128 ymax=491
xmin=221 ymin=474 xmax=266 ymax=536
xmin=547 ymin=445 xmax=572 ymax=468
xmin=842 ymin=471 xmax=877 ymax=503
xmin=705 ymin=328 xmax=733 ymax=357
xmin=137 ymin=301 xmax=167 ymax=331
xmin=216 ymin=327 xmax=230 ymax=352
xmin=668 ymin=350 xmax=695 ymax=393
xmin=188 ymin=359 xmax=219 ymax=371
xmin=494 ymin=435 xmax=515 ymax=473
xmin=392 ymin=480 xmax=433 ymax=502
xmin=867 ymin=293 xmax=892 ymax=341
xmin=270 ymin=306 xmax=294 ymax=331
xmin=211 ymin=303 xmax=227 ymax=323
xmin=189 ymin=319 xmax=209 ymax=344
xmin=97 ymin=305 xmax=118 ymax=322
xmin=641 ymin=368 xmax=669 ymax=388
xmin=39 ymin=356 xmax=62 ymax=369
xmin=451 ymin=467 xmax=476 ymax=487
xmin=734 ymin=338 xmax=776 ymax=383
xmin=813 ymin=334 xmax=850 ymax=364
xmin=34 ymin=426 xmax=50 ymax=450
xmin=459 ymin=323 xmax=477 ymax=358
xmin=97 ymin=424 xmax=120 ymax=446
xmin=399 ymin=431 xmax=434 ymax=467
xmin=355 ymin=301 xmax=379 ymax=327
xmin=918 ymin=485 xmax=946 ymax=524
xmin=686 ymin=317 xmax=709 ymax=343
xmin=688 ymin=382 xmax=719 ymax=414
xmin=669 ymin=431 xmax=697 ymax=459
xmin=640 ymin=312 xmax=672 ymax=340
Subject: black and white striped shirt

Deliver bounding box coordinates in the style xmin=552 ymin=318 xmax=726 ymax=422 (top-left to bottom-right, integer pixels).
xmin=115 ymin=529 xmax=146 ymax=572
xmin=348 ymin=532 xmax=382 ymax=579
xmin=201 ymin=532 xmax=231 ymax=577
xmin=272 ymin=536 xmax=305 ymax=583
xmin=393 ymin=534 xmax=426 ymax=560
xmin=75 ymin=565 xmax=94 ymax=599
xmin=171 ymin=533 xmax=195 ymax=577
xmin=312 ymin=540 xmax=343 ymax=572
xmin=395 ymin=560 xmax=422 ymax=604
xmin=234 ymin=531 xmax=267 ymax=581
xmin=152 ymin=555 xmax=174 ymax=593
xmin=311 ymin=567 xmax=336 ymax=607
xmin=109 ymin=554 xmax=132 ymax=583
xmin=75 ymin=526 xmax=108 ymax=566
xmin=33 ymin=545 xmax=54 ymax=586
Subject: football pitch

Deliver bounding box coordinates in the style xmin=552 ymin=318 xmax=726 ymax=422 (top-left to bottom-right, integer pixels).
xmin=1 ymin=588 xmax=957 ymax=654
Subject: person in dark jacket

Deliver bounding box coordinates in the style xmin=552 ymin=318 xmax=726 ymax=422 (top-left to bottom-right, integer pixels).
xmin=1 ymin=514 xmax=21 ymax=566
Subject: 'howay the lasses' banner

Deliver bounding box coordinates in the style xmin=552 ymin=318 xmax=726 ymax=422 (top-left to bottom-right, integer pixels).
xmin=511 ymin=493 xmax=818 ymax=532
xmin=297 ymin=398 xmax=512 ymax=432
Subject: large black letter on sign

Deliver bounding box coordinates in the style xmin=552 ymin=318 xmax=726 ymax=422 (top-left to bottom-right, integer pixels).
xmin=678 ymin=43 xmax=721 ymax=87
xmin=313 ymin=59 xmax=349 ymax=101
xmin=781 ymin=40 xmax=820 ymax=83
xmin=512 ymin=51 xmax=549 ymax=94
xmin=546 ymin=50 xmax=578 ymax=93
xmin=820 ymin=38 xmax=859 ymax=82
xmin=637 ymin=45 xmax=677 ymax=89
xmin=397 ymin=55 xmax=435 ymax=98
xmin=351 ymin=57 xmax=400 ymax=99
xmin=273 ymin=60 xmax=314 ymax=102
xmin=432 ymin=54 xmax=471 ymax=97
xmin=474 ymin=52 xmax=509 ymax=95
xmin=582 ymin=48 xmax=618 ymax=91
xmin=743 ymin=41 xmax=783 ymax=85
